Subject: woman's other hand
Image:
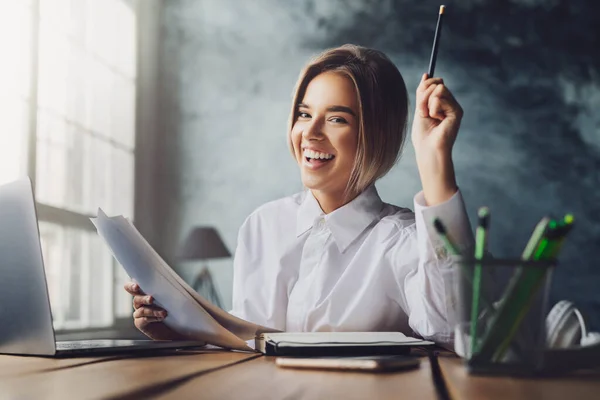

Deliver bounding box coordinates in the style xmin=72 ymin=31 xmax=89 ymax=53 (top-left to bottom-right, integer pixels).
xmin=411 ymin=73 xmax=463 ymax=206
xmin=124 ymin=282 xmax=185 ymax=341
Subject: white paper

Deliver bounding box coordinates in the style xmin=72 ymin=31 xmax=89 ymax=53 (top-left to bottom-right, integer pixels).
xmin=91 ymin=209 xmax=256 ymax=351
xmin=116 ymin=217 xmax=280 ymax=340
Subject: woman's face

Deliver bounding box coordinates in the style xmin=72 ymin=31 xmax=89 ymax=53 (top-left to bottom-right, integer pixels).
xmin=291 ymin=71 xmax=359 ymax=196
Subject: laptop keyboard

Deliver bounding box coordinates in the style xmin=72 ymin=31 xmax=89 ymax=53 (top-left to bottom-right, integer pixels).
xmin=56 ymin=340 xmax=139 ymax=350
xmin=55 ymin=339 xmax=207 ymax=353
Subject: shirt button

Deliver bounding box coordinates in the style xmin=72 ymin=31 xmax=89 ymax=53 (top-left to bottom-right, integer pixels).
xmin=313 ymin=218 xmax=325 ymax=231
xmin=436 ymin=247 xmax=448 ymax=259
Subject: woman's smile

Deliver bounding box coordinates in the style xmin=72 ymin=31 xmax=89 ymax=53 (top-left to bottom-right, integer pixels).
xmin=302 ymin=147 xmax=336 ymax=170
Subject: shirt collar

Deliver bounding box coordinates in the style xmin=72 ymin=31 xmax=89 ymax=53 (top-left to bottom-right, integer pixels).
xmin=296 ymin=190 xmax=324 ymax=237
xmin=296 ymin=186 xmax=383 ymax=253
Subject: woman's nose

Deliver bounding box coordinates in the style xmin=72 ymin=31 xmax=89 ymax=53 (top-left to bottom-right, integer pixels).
xmin=302 ymin=120 xmax=323 ymax=140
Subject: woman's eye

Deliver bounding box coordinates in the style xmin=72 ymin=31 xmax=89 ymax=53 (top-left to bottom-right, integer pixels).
xmin=329 ymin=117 xmax=347 ymax=124
xmin=298 ymin=112 xmax=311 ymax=119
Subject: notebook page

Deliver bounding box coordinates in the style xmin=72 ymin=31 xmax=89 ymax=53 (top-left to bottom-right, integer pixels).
xmin=263 ymin=332 xmax=434 ymax=347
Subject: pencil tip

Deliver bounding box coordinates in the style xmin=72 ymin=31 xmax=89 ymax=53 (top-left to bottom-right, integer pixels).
xmin=440 ymin=5 xmax=446 ymax=14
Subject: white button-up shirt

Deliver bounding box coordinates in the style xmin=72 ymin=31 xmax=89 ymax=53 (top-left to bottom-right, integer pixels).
xmin=230 ymin=186 xmax=473 ymax=344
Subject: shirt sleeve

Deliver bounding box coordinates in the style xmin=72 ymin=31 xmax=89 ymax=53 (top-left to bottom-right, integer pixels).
xmin=396 ymin=189 xmax=473 ymax=345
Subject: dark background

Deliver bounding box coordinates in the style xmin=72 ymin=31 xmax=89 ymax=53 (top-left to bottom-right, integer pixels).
xmin=310 ymin=0 xmax=600 ymax=328
xmin=153 ymin=0 xmax=600 ymax=329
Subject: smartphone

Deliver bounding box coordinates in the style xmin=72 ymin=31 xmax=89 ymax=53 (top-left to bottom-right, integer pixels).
xmin=275 ymin=355 xmax=421 ymax=372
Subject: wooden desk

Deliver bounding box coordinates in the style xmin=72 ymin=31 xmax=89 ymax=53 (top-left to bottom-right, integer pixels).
xmin=438 ymin=355 xmax=600 ymax=400
xmin=0 ymin=350 xmax=259 ymax=399
xmin=0 ymin=351 xmax=437 ymax=399
xmin=6 ymin=350 xmax=597 ymax=399
xmin=156 ymin=355 xmax=438 ymax=400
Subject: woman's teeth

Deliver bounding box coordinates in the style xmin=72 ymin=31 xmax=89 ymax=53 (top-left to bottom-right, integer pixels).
xmin=303 ymin=149 xmax=334 ymax=160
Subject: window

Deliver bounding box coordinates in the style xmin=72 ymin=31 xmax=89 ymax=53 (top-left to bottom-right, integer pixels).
xmin=0 ymin=0 xmax=137 ymax=330
xmin=0 ymin=1 xmax=31 ymax=185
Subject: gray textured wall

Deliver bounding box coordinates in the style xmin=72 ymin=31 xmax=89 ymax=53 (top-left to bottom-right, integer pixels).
xmin=154 ymin=0 xmax=600 ymax=329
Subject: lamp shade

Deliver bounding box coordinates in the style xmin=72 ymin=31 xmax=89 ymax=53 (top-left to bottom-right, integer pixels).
xmin=177 ymin=227 xmax=231 ymax=261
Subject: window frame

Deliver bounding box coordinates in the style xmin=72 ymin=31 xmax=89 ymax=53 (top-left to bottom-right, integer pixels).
xmin=23 ymin=0 xmax=140 ymax=334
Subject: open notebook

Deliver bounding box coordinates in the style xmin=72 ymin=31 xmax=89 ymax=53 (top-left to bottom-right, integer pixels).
xmin=256 ymin=332 xmax=434 ymax=356
xmin=92 ymin=210 xmax=434 ymax=354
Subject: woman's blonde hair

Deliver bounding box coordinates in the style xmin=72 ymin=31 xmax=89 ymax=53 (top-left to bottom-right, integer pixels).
xmin=288 ymin=44 xmax=409 ymax=198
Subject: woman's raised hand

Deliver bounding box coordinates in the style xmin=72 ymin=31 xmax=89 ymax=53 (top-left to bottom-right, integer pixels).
xmin=411 ymin=73 xmax=463 ymax=206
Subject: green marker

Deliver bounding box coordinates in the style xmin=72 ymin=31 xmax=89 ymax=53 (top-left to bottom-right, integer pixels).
xmin=432 ymin=217 xmax=496 ymax=334
xmin=470 ymin=207 xmax=490 ymax=354
xmin=474 ymin=216 xmax=553 ymax=362
xmin=521 ymin=217 xmax=552 ymax=260
xmin=492 ymin=215 xmax=574 ymax=360
xmin=558 ymin=213 xmax=574 ymax=228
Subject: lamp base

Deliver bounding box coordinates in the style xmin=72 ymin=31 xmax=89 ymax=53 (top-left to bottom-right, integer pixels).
xmin=192 ymin=265 xmax=223 ymax=309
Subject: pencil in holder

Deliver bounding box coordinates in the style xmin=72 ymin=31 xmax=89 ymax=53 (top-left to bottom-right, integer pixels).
xmin=450 ymin=256 xmax=555 ymax=376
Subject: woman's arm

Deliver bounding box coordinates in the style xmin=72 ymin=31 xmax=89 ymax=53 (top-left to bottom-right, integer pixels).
xmin=393 ymin=73 xmax=472 ymax=345
xmin=387 ymin=190 xmax=473 ymax=345
xmin=411 ymin=73 xmax=463 ymax=206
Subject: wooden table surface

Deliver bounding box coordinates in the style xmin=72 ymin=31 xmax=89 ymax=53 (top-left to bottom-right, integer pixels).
xmin=0 ymin=349 xmax=259 ymax=400
xmin=2 ymin=349 xmax=599 ymax=399
xmin=438 ymin=355 xmax=600 ymax=400
xmin=0 ymin=350 xmax=437 ymax=400
xmin=156 ymin=355 xmax=438 ymax=400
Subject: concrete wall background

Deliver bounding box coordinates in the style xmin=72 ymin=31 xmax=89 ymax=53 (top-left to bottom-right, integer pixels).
xmin=148 ymin=0 xmax=600 ymax=329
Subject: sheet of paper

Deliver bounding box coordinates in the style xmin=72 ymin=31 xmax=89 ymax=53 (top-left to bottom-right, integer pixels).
xmin=116 ymin=217 xmax=280 ymax=340
xmin=91 ymin=209 xmax=252 ymax=351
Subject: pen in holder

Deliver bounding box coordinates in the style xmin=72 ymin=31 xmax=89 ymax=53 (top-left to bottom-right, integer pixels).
xmin=451 ymin=256 xmax=555 ymax=376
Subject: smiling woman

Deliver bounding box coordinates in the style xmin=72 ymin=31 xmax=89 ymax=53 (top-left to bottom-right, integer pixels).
xmin=125 ymin=44 xmax=473 ymax=346
xmin=288 ymin=46 xmax=409 ymax=214
xmin=290 ymin=71 xmax=361 ymax=213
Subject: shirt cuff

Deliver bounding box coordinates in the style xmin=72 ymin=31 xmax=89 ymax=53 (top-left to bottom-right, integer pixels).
xmin=414 ymin=189 xmax=474 ymax=259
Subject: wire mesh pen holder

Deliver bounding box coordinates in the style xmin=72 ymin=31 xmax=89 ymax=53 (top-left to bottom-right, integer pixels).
xmin=448 ymin=257 xmax=555 ymax=376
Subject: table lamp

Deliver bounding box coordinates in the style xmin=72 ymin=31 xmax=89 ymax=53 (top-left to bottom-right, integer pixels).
xmin=177 ymin=226 xmax=231 ymax=308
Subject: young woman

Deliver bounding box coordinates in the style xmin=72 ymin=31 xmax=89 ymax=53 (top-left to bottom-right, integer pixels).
xmin=125 ymin=44 xmax=472 ymax=345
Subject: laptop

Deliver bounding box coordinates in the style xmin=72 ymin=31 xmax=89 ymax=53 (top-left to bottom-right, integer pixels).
xmin=0 ymin=178 xmax=206 ymax=357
